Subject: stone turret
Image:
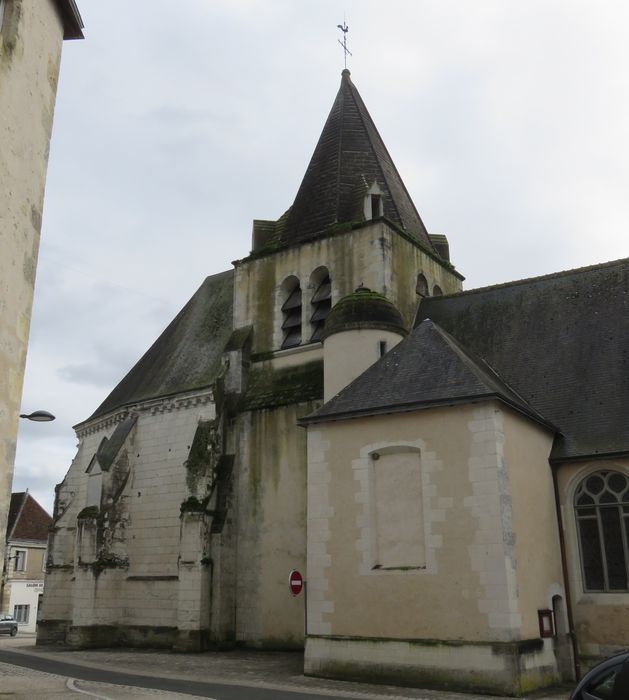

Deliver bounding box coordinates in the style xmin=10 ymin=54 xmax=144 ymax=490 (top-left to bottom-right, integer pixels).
xmin=322 ymin=287 xmax=407 ymax=401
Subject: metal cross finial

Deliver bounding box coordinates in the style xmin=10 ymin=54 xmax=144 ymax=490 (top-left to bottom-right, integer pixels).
xmin=337 ymin=21 xmax=352 ymax=69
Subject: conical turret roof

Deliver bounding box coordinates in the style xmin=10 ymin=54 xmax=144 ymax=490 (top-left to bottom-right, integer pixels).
xmin=277 ymin=69 xmax=435 ymax=251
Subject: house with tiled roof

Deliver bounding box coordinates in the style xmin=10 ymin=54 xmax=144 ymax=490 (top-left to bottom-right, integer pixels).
xmin=39 ymin=69 xmax=628 ymax=695
xmin=2 ymin=492 xmax=52 ymax=632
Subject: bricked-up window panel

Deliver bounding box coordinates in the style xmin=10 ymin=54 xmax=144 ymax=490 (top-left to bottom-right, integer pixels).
xmin=416 ymin=273 xmax=428 ymax=297
xmin=575 ymin=471 xmax=629 ymax=592
xmin=371 ymin=450 xmax=425 ymax=569
xmin=13 ymin=604 xmax=29 ymax=624
xmin=281 ymin=283 xmax=302 ymax=349
xmin=310 ymin=273 xmax=331 ymax=343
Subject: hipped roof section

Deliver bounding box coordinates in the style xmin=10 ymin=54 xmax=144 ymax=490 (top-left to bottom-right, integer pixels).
xmin=303 ymin=318 xmax=553 ymax=430
xmin=414 ymin=258 xmax=629 ymax=462
xmin=304 ymin=258 xmax=629 ymax=463
xmin=274 ymin=70 xmax=435 ymax=252
xmin=81 ymin=270 xmax=234 ymax=425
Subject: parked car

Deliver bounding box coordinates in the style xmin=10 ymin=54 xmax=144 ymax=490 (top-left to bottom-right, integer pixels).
xmin=570 ymin=651 xmax=629 ymax=700
xmin=0 ymin=615 xmax=17 ymax=636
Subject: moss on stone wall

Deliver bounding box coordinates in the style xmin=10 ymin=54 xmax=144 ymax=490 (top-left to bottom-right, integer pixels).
xmin=76 ymin=506 xmax=99 ymax=520
xmin=180 ymin=495 xmax=210 ymax=514
xmin=88 ymin=552 xmax=129 ymax=577
xmin=240 ymin=361 xmax=323 ymax=411
xmin=184 ymin=420 xmax=221 ymax=494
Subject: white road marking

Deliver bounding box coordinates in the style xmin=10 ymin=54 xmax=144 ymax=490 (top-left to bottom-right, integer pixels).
xmin=67 ymin=676 xmax=117 ymax=699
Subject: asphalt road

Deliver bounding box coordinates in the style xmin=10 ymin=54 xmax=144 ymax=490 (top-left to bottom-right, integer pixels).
xmin=0 ymin=647 xmax=355 ymax=700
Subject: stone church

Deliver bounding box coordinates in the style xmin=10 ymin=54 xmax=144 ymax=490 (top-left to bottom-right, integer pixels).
xmin=39 ymin=69 xmax=629 ymax=696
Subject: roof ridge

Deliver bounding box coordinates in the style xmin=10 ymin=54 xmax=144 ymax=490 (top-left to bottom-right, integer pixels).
xmin=437 ymin=256 xmax=629 ymax=299
xmin=346 ymin=77 xmax=404 ymax=231
xmin=334 ymin=77 xmax=345 ymax=222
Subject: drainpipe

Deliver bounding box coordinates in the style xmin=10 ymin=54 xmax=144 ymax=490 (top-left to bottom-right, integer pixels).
xmin=551 ymin=462 xmax=581 ymax=681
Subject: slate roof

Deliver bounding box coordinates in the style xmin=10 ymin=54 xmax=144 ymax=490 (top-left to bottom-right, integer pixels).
xmin=415 ymin=258 xmax=629 ymax=462
xmin=302 ymin=319 xmax=553 ymax=430
xmin=83 ymin=270 xmax=234 ymax=424
xmin=304 ymin=257 xmax=629 ymax=463
xmin=7 ymin=492 xmax=52 ymax=543
xmin=274 ymin=70 xmax=435 ymax=252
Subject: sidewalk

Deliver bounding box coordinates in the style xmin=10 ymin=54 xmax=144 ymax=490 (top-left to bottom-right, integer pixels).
xmin=1 ymin=633 xmax=572 ymax=700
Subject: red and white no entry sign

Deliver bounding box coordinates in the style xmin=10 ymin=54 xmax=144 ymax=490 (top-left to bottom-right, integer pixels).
xmin=288 ymin=569 xmax=304 ymax=596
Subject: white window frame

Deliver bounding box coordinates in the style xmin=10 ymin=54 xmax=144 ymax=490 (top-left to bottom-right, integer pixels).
xmin=13 ymin=604 xmax=29 ymax=624
xmin=13 ymin=549 xmax=26 ymax=572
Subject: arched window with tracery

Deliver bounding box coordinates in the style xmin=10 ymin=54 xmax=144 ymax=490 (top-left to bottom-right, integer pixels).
xmin=309 ymin=267 xmax=331 ymax=343
xmin=280 ymin=276 xmax=302 ymax=349
xmin=575 ymin=470 xmax=629 ymax=592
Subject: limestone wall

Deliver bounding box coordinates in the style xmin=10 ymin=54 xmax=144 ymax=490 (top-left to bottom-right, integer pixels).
xmin=0 ymin=0 xmax=65 ymax=577
xmin=232 ymin=403 xmax=314 ymax=648
xmin=501 ymin=411 xmax=563 ymax=637
xmin=39 ymin=390 xmax=215 ymax=646
xmin=323 ymin=328 xmax=404 ymax=402
xmin=305 ymin=402 xmax=563 ymax=693
xmin=233 ymin=222 xmax=462 ymax=356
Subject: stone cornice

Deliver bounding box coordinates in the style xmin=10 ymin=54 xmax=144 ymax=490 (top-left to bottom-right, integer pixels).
xmin=75 ymin=388 xmax=215 ymax=438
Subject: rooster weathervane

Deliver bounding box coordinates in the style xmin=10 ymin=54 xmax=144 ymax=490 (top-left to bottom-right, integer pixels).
xmin=337 ymin=21 xmax=352 ymax=69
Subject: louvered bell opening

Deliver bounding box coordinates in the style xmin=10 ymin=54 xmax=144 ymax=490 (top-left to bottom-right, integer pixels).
xmin=310 ymin=301 xmax=331 ymax=323
xmin=310 ymin=323 xmax=324 ymax=343
xmin=310 ymin=277 xmax=331 ymax=343
xmin=282 ymin=309 xmax=302 ymax=330
xmin=282 ymin=327 xmax=302 ymax=349
xmin=282 ymin=287 xmax=302 ymax=311
xmin=311 ymin=277 xmax=331 ymax=303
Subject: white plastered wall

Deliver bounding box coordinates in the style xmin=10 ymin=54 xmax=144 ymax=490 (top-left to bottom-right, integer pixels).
xmin=0 ymin=0 xmax=64 ymax=579
xmin=306 ymin=402 xmax=560 ymax=643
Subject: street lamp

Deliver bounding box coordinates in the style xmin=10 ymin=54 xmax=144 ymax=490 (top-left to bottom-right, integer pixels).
xmin=19 ymin=410 xmax=55 ymax=422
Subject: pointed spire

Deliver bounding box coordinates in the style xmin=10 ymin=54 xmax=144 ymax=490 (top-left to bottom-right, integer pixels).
xmin=277 ymin=71 xmax=435 ymax=251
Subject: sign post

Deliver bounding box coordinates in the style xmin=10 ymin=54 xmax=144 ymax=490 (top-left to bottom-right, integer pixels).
xmin=288 ymin=569 xmax=307 ymax=637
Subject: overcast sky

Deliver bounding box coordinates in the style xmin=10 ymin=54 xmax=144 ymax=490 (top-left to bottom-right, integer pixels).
xmin=14 ymin=0 xmax=629 ymax=513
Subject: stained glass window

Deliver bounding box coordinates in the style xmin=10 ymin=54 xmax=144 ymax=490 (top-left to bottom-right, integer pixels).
xmin=575 ymin=471 xmax=629 ymax=592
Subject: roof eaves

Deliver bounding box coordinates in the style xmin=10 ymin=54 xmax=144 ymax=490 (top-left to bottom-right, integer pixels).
xmin=549 ymin=448 xmax=629 ymax=465
xmin=299 ymin=392 xmax=558 ymax=432
xmin=54 ymin=0 xmax=84 ymax=40
xmin=73 ymin=382 xmax=215 ymax=432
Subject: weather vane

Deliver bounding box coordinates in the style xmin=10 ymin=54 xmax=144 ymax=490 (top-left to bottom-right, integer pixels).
xmin=337 ymin=20 xmax=352 ymax=69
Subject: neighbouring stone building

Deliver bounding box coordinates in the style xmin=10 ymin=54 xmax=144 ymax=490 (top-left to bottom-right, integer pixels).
xmin=0 ymin=0 xmax=83 ymax=572
xmin=1 ymin=491 xmax=51 ymax=632
xmin=38 ymin=68 xmax=628 ymax=696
